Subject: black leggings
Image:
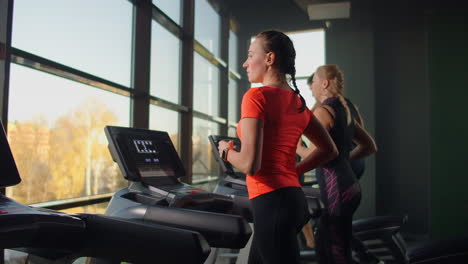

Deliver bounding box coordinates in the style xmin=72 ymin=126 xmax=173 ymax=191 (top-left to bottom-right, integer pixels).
xmin=248 ymin=187 xmax=310 ymax=264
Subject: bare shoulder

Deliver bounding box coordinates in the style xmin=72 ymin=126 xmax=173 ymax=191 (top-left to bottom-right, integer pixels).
xmin=313 ymin=106 xmax=334 ymax=129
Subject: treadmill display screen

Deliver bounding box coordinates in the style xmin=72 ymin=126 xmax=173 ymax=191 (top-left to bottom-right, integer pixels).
xmin=133 ymin=140 xmax=158 ymax=154
xmin=127 ymin=137 xmax=173 ymax=177
xmin=105 ymin=126 xmax=185 ymax=184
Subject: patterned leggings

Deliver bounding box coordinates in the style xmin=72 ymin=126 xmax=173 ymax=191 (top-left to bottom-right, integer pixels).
xmin=316 ymin=167 xmax=362 ymax=264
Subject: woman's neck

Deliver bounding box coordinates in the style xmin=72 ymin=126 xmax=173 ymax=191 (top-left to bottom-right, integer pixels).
xmin=262 ymin=72 xmax=290 ymax=90
xmin=317 ymin=93 xmax=337 ymax=103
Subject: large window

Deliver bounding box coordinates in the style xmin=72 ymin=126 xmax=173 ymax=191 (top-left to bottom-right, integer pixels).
xmin=193 ymin=53 xmax=220 ymax=116
xmin=192 ymin=118 xmax=219 ymax=182
xmin=228 ymin=29 xmax=240 ymax=137
xmin=194 ymin=0 xmax=221 ymax=57
xmin=287 ymin=29 xmax=325 ymax=109
xmin=12 ymin=0 xmax=133 ymax=87
xmin=150 ymin=22 xmax=181 ymax=104
xmin=3 ymin=0 xmax=242 ymax=207
xmin=152 ymin=0 xmax=182 ymax=25
xmin=7 ymin=0 xmax=133 ymax=206
xmin=150 ymin=0 xmax=184 ymax=158
xmin=228 ymin=78 xmax=239 ymax=124
xmin=192 ymin=1 xmax=226 ymax=184
xmin=149 ymin=105 xmax=180 ymax=151
xmin=7 ymin=64 xmax=129 ymax=204
xmin=229 ymin=30 xmax=239 ymax=73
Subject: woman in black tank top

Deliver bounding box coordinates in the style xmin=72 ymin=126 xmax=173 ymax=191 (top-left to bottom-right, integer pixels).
xmin=297 ymin=65 xmax=377 ymax=264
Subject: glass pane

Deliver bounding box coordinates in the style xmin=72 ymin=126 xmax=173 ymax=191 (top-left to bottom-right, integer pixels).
xmin=296 ymin=78 xmax=316 ymax=110
xmin=192 ymin=118 xmax=219 ymax=182
xmin=152 ymin=0 xmax=181 ymax=24
xmin=229 ymin=30 xmax=238 ymax=72
xmin=193 ymin=53 xmax=220 ymax=116
xmin=12 ymin=0 xmax=133 ymax=87
xmin=287 ymin=30 xmax=325 ymax=77
xmin=228 ymin=78 xmax=239 ymax=123
xmin=6 ymin=64 xmax=130 ymax=204
xmin=228 ymin=126 xmax=237 ymax=138
xmin=194 ymin=0 xmax=220 ymax=56
xmin=150 ymin=22 xmax=181 ymax=104
xmin=149 ymin=105 xmax=180 ymax=151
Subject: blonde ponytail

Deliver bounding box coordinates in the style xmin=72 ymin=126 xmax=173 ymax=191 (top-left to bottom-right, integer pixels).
xmin=316 ymin=64 xmax=351 ymax=124
xmin=338 ymin=94 xmax=352 ymax=125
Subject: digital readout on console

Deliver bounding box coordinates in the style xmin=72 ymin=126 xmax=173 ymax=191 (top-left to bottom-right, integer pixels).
xmin=133 ymin=139 xmax=158 ymax=154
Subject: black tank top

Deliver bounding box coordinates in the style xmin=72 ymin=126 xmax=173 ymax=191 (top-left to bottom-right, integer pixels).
xmin=321 ymin=97 xmax=355 ymax=167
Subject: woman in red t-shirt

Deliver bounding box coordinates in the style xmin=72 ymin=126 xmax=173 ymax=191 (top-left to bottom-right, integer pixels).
xmin=217 ymin=30 xmax=338 ymax=264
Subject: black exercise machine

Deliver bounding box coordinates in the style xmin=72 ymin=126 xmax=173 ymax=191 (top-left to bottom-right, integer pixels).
xmin=100 ymin=126 xmax=252 ymax=262
xmin=0 ymin=120 xmax=210 ymax=264
xmin=208 ymin=134 xmax=468 ymax=264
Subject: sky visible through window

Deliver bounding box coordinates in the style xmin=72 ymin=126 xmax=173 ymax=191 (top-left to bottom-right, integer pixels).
xmin=9 ymin=0 xmax=133 ymax=126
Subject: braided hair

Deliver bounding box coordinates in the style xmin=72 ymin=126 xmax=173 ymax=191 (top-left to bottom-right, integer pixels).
xmin=256 ymin=30 xmax=306 ymax=112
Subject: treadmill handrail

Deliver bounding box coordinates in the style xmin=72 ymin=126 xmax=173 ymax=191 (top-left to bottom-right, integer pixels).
xmin=109 ymin=203 xmax=252 ymax=249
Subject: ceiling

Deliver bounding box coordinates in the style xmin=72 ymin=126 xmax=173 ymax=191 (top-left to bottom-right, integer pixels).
xmin=224 ymin=0 xmax=332 ymax=35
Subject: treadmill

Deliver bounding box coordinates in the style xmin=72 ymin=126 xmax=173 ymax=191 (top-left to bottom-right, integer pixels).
xmin=102 ymin=126 xmax=252 ymax=253
xmin=0 ymin=120 xmax=210 ymax=264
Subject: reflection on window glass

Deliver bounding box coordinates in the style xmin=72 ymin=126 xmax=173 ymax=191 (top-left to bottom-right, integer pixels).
xmin=287 ymin=30 xmax=325 ymax=77
xmin=6 ymin=64 xmax=130 ymax=204
xmin=194 ymin=0 xmax=220 ymax=56
xmin=149 ymin=105 xmax=180 ymax=151
xmin=12 ymin=0 xmax=132 ymax=87
xmin=229 ymin=30 xmax=238 ymax=72
xmin=152 ymin=0 xmax=181 ymax=24
xmin=192 ymin=118 xmax=219 ymax=182
xmin=193 ymin=53 xmax=220 ymax=116
xmin=228 ymin=78 xmax=239 ymax=123
xmin=150 ymin=22 xmax=181 ymax=104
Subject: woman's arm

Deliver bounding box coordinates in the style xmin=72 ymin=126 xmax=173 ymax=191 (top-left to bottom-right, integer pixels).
xmin=296 ymin=106 xmax=335 ymax=160
xmin=218 ymin=118 xmax=263 ymax=175
xmin=296 ymin=117 xmax=338 ymax=175
xmin=349 ymin=122 xmax=377 ymax=160
xmin=296 ymin=138 xmax=311 ymax=159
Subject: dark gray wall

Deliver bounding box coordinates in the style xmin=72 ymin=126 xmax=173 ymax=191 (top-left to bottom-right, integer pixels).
xmin=429 ymin=9 xmax=468 ymax=239
xmin=374 ymin=10 xmax=431 ymax=235
xmin=325 ymin=7 xmax=376 ymax=219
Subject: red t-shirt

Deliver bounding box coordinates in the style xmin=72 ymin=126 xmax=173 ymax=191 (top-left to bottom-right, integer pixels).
xmin=237 ymin=86 xmax=314 ymax=199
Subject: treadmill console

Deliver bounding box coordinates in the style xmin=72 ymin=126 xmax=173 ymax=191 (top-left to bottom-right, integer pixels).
xmin=208 ymin=135 xmax=242 ymax=178
xmin=105 ymin=126 xmax=234 ymax=212
xmin=0 ymin=120 xmax=22 ymax=188
xmin=105 ymin=126 xmax=185 ymax=186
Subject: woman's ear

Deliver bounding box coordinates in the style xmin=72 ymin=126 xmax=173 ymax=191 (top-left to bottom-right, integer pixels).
xmin=266 ymin=52 xmax=275 ymax=66
xmin=322 ymin=79 xmax=329 ymax=89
